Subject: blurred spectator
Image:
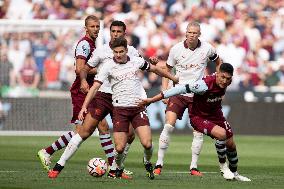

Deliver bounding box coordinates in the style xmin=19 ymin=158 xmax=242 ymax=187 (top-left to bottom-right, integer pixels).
xmin=7 ymin=41 xmax=26 ymax=74
xmin=0 ymin=53 xmax=16 ymax=88
xmin=239 ymin=71 xmax=255 ymax=92
xmin=5 ymin=0 xmax=33 ymax=19
xmin=263 ymin=65 xmax=280 ymax=87
xmin=57 ymin=46 xmax=75 ymax=90
xmin=0 ymin=0 xmax=284 ymax=93
xmin=17 ymin=54 xmax=40 ymax=89
xmin=43 ymin=51 xmax=61 ymax=90
xmin=31 ymin=36 xmax=49 ymax=78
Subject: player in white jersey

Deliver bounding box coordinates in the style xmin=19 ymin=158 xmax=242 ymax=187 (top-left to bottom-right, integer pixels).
xmin=48 ymin=21 xmax=144 ymax=179
xmin=80 ymin=21 xmax=141 ymax=178
xmin=153 ymin=21 xmax=222 ymax=176
xmin=78 ymin=37 xmax=178 ymax=179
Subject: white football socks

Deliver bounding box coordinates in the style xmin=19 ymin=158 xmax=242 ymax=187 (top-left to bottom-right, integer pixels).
xmin=190 ymin=131 xmax=204 ymax=169
xmin=57 ymin=134 xmax=83 ymax=166
xmin=156 ymin=124 xmax=174 ymax=166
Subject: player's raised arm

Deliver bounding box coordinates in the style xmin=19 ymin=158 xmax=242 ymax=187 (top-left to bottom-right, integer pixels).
xmin=161 ymin=65 xmax=173 ymax=90
xmin=148 ymin=63 xmax=179 ymax=84
xmin=138 ymin=80 xmax=208 ymax=107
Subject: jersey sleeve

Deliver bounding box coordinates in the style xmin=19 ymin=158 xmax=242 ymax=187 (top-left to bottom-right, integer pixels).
xmin=162 ymin=85 xmax=190 ymax=98
xmin=94 ymin=61 xmax=110 ymax=84
xmin=87 ymin=48 xmax=101 ymax=68
xmin=166 ymin=46 xmax=176 ymax=67
xmin=162 ymin=79 xmax=208 ymax=98
xmin=75 ymin=40 xmax=90 ymax=60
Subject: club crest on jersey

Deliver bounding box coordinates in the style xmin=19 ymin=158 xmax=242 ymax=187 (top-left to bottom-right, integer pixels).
xmin=82 ymin=45 xmax=88 ymax=55
xmin=95 ymin=109 xmax=102 ymax=116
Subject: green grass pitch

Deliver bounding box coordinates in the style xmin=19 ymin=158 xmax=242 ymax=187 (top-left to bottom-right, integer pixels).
xmin=0 ymin=135 xmax=284 ymax=189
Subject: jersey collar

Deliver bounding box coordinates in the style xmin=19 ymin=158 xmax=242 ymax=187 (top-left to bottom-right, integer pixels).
xmin=84 ymin=35 xmax=96 ymax=47
xmin=183 ymin=39 xmax=201 ymax=50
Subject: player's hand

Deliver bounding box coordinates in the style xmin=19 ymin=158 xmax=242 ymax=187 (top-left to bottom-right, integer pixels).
xmin=190 ymin=80 xmax=208 ymax=95
xmin=80 ymin=80 xmax=89 ymax=94
xmin=173 ymin=76 xmax=179 ymax=84
xmin=162 ymin=98 xmax=169 ymax=105
xmin=137 ymin=98 xmax=152 ymax=107
xmin=149 ymin=56 xmax=159 ymax=65
xmin=78 ymin=107 xmax=88 ymax=121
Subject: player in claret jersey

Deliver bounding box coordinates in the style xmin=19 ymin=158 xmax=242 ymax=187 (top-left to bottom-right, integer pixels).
xmin=139 ymin=63 xmax=251 ymax=182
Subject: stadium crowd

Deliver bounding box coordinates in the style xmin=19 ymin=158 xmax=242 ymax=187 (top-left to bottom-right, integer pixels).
xmin=0 ymin=0 xmax=284 ymax=96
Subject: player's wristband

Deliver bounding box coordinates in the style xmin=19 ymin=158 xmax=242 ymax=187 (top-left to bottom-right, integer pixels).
xmin=160 ymin=92 xmax=165 ymax=99
xmin=185 ymin=84 xmax=191 ymax=93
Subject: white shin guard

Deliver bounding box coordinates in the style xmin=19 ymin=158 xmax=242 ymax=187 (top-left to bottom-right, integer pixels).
xmin=156 ymin=124 xmax=174 ymax=166
xmin=57 ymin=134 xmax=83 ymax=166
xmin=190 ymin=131 xmax=204 ymax=169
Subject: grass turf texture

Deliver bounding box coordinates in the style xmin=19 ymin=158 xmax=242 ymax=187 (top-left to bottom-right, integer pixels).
xmin=0 ymin=135 xmax=283 ymax=189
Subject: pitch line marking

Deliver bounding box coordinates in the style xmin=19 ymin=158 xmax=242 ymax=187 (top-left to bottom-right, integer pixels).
xmin=163 ymin=171 xmax=218 ymax=174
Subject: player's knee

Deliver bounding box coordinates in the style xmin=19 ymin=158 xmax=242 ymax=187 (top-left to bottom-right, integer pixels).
xmin=74 ymin=126 xmax=80 ymax=134
xmin=142 ymin=140 xmax=152 ymax=149
xmin=226 ymin=139 xmax=236 ymax=151
xmin=216 ymin=130 xmax=227 ymax=140
xmin=79 ymin=130 xmax=91 ymax=140
xmin=80 ymin=126 xmax=96 ymax=140
xmin=115 ymin=145 xmax=125 ymax=154
xmin=98 ymin=120 xmax=109 ymax=134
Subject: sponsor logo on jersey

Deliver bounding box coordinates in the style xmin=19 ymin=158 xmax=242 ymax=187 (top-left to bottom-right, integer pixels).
xmin=207 ymin=96 xmax=222 ymax=103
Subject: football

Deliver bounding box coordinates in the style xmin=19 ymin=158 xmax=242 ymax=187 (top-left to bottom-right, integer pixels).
xmin=87 ymin=158 xmax=107 ymax=177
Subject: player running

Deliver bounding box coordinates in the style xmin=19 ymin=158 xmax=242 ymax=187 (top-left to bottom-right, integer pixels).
xmin=153 ymin=21 xmax=222 ymax=176
xmin=37 ymin=15 xmax=114 ymax=171
xmin=80 ymin=20 xmax=142 ymax=178
xmin=139 ymin=63 xmax=251 ymax=182
xmin=48 ymin=37 xmax=178 ymax=180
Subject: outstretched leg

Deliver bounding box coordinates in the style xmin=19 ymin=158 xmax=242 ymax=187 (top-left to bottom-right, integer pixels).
xmin=38 ymin=124 xmax=79 ymax=171
xmin=48 ymin=113 xmax=99 ymax=178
